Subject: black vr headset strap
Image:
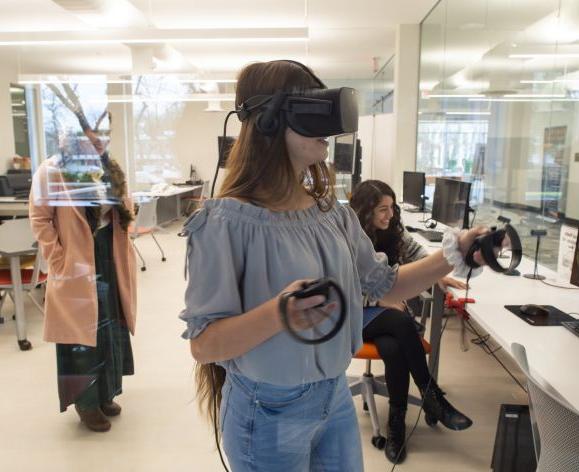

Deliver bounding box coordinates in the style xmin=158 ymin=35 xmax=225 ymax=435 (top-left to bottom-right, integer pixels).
xmin=236 ymin=95 xmax=274 ymax=122
xmin=256 ymin=91 xmax=288 ymax=136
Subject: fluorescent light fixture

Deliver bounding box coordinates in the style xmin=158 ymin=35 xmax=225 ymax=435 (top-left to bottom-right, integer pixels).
xmin=105 ymin=94 xmax=235 ymax=104
xmin=521 ymin=79 xmax=579 ymax=84
xmin=468 ymin=98 xmax=579 ymax=102
xmin=503 ymin=94 xmax=565 ymax=98
xmin=424 ymin=94 xmax=485 ymax=99
xmin=0 ymin=28 xmax=309 ymax=47
xmin=446 ymin=111 xmax=491 ymax=115
xmin=510 ymin=53 xmax=579 ymax=59
xmin=19 ymin=79 xmax=132 ymax=85
xmin=178 ymin=79 xmax=237 ymax=84
xmin=520 ymin=80 xmax=554 ymax=84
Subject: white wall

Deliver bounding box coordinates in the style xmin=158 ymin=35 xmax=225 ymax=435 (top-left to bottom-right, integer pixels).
xmin=392 ymin=24 xmax=420 ymax=196
xmin=358 ymin=115 xmax=374 ymax=182
xmin=357 ymin=113 xmax=396 ymax=186
xmin=174 ymin=102 xmax=241 ymax=195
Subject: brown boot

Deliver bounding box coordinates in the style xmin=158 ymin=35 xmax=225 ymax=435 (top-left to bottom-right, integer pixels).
xmin=75 ymin=405 xmax=111 ymax=432
xmin=101 ymin=401 xmax=122 ymax=417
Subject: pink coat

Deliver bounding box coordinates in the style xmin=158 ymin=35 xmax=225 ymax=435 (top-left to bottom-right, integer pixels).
xmin=29 ymin=157 xmax=137 ymax=347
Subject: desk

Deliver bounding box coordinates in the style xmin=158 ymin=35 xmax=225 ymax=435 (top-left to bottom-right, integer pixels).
xmin=0 ymin=197 xmax=29 ymax=217
xmin=0 ymin=219 xmax=37 ymax=351
xmin=132 ymin=185 xmax=202 ymax=225
xmin=402 ymin=209 xmax=579 ymax=413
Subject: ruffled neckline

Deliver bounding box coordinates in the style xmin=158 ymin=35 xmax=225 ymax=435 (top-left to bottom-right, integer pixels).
xmin=202 ymin=197 xmax=339 ymax=226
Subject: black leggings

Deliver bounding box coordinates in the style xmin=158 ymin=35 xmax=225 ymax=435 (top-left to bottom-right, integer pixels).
xmin=362 ymin=308 xmax=432 ymax=408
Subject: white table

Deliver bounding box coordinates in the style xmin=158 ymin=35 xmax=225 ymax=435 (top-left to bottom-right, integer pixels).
xmin=132 ymin=185 xmax=202 ymax=225
xmin=402 ymin=209 xmax=579 ymax=413
xmin=0 ymin=197 xmax=29 ymax=217
xmin=0 ymin=218 xmax=37 ymax=351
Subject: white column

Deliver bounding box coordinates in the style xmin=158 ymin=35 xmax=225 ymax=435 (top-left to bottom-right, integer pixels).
xmin=392 ymin=24 xmax=421 ymax=195
xmin=0 ymin=51 xmax=18 ymax=171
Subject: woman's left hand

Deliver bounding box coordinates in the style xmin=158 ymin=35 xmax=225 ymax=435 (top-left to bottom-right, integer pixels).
xmin=437 ymin=276 xmax=468 ymax=291
xmin=457 ymin=226 xmax=489 ymax=266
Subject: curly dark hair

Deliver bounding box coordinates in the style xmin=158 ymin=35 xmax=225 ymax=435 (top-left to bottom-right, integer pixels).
xmin=349 ymin=180 xmax=405 ymax=265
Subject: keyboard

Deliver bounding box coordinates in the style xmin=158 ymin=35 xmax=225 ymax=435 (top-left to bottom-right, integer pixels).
xmin=418 ymin=229 xmax=443 ymax=242
xmin=562 ymin=321 xmax=579 ymax=338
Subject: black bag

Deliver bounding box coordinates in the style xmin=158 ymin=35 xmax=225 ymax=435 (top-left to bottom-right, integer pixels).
xmin=491 ymin=404 xmax=537 ymax=472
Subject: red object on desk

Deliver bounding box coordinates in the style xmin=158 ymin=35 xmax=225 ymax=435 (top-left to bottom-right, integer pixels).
xmin=445 ymin=293 xmax=475 ymax=320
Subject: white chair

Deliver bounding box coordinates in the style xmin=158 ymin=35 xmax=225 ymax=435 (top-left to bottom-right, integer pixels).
xmin=130 ymin=197 xmax=166 ymax=272
xmin=511 ymin=342 xmax=579 ymax=471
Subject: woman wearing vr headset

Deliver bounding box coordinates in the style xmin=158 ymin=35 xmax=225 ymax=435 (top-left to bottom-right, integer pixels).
xmin=180 ymin=60 xmax=486 ymax=472
xmin=350 ymin=180 xmax=472 ymax=464
xmin=29 ymin=124 xmax=137 ymax=433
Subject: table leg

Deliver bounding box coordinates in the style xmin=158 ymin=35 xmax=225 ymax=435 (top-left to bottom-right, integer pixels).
xmin=9 ymin=256 xmax=32 ymax=351
xmin=428 ymin=284 xmax=444 ymax=381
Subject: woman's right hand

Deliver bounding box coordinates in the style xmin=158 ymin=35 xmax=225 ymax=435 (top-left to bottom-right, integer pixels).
xmin=275 ymin=279 xmax=337 ymax=332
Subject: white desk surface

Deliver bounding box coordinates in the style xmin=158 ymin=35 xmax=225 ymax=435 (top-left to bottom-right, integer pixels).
xmin=132 ymin=185 xmax=202 ymax=199
xmin=402 ymin=209 xmax=579 ymax=413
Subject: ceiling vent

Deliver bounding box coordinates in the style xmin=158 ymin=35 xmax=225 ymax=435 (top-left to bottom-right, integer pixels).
xmin=52 ymin=0 xmax=109 ymax=14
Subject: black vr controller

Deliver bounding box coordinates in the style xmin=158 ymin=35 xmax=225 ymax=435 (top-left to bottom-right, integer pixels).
xmin=278 ymin=277 xmax=347 ymax=345
xmin=465 ymin=224 xmax=522 ymax=274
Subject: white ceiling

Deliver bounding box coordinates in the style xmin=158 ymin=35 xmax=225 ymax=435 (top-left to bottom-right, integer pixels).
xmin=419 ymin=0 xmax=579 ymax=96
xmin=0 ymin=0 xmax=438 ymax=80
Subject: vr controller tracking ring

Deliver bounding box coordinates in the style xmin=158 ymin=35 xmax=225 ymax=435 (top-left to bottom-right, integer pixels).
xmin=278 ymin=278 xmax=347 ymax=345
xmin=465 ymin=223 xmax=522 ymax=273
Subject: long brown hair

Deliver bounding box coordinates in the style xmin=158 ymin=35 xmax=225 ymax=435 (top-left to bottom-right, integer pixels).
xmin=196 ymin=60 xmax=335 ymax=434
xmin=219 ymin=60 xmax=335 ymax=209
xmin=349 ymin=180 xmax=404 ymax=265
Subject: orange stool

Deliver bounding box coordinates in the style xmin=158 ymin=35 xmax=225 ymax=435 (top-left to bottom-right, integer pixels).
xmin=348 ymin=338 xmax=432 ymax=450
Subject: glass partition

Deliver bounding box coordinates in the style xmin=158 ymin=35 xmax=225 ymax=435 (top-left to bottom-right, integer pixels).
xmin=418 ymin=0 xmax=579 ymax=273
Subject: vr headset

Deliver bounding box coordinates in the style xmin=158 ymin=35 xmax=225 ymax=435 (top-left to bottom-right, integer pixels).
xmin=236 ymin=87 xmax=359 ymax=138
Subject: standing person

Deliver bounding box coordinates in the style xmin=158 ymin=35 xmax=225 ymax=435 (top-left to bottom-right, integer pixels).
xmin=180 ymin=60 xmax=486 ymax=471
xmin=350 ymin=179 xmax=472 ymax=464
xmin=29 ymin=139 xmax=137 ymax=433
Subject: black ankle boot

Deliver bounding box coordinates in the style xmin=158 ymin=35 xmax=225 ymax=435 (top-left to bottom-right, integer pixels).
xmin=385 ymin=405 xmax=407 ymax=464
xmin=420 ymin=383 xmax=473 ymax=431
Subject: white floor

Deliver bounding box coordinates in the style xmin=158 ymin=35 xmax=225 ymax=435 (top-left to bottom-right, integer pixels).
xmin=0 ymin=222 xmax=529 ymax=472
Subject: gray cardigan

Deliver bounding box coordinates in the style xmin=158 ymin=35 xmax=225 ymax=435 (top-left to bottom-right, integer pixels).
xmin=180 ymin=198 xmax=398 ymax=386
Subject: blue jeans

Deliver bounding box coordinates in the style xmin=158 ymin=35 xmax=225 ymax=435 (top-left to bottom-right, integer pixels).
xmin=220 ymin=372 xmax=363 ymax=472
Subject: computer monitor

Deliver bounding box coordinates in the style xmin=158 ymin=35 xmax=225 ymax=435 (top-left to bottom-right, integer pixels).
xmin=403 ymin=171 xmax=426 ymax=211
xmin=6 ymin=172 xmax=32 ymax=193
xmin=431 ymin=177 xmax=472 ymax=229
xmin=571 ymin=230 xmax=579 ymax=287
xmin=217 ymin=136 xmax=236 ymax=168
xmin=333 ymin=134 xmax=356 ymax=174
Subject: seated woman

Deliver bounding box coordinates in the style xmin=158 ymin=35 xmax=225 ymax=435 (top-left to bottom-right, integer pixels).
xmin=350 ymin=179 xmax=472 ymax=464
